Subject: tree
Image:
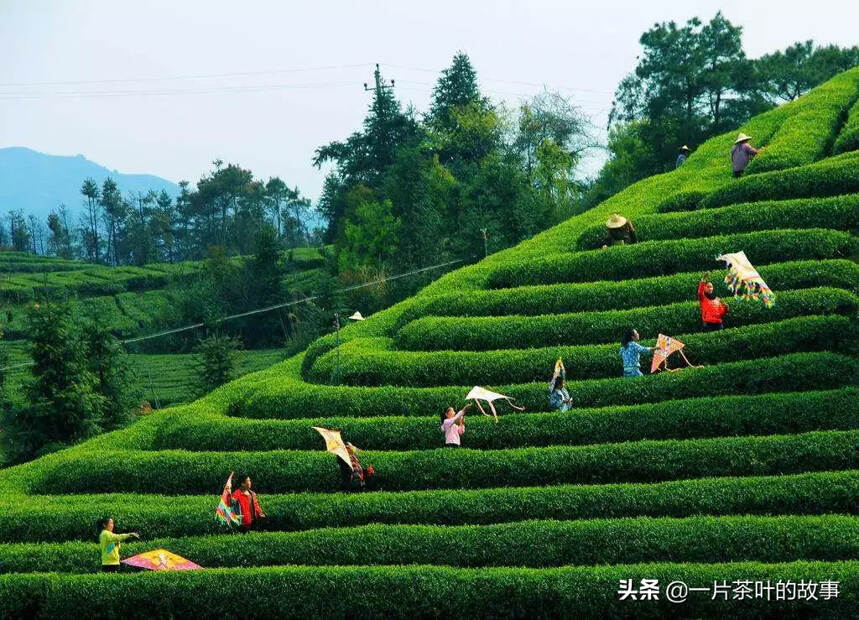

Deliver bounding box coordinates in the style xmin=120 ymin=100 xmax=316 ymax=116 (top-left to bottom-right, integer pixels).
xmin=427 ymin=51 xmax=488 ymax=133
xmin=757 ymin=41 xmax=859 ymax=103
xmin=8 ymin=210 xmax=31 ymax=252
xmin=339 ymin=199 xmax=402 ymax=273
xmin=192 ymin=333 xmax=241 ymax=395
xmin=314 ymin=65 xmax=420 ymax=223
xmin=125 ymin=190 xmax=156 ymax=266
xmin=2 ymin=303 xmax=106 ymax=462
xmin=152 ymin=189 xmax=176 ymax=263
xmin=47 ymin=207 xmax=74 ymax=259
xmin=80 ymin=178 xmax=101 ymax=262
xmin=82 ymin=314 xmax=139 ymax=430
xmin=100 ymin=178 xmax=125 ymax=265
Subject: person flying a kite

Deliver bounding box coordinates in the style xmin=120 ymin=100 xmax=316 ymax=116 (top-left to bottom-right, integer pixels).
xmin=698 ymin=272 xmax=730 ymax=331
xmin=619 ymin=329 xmax=652 ymax=378
xmin=441 ymin=403 xmax=472 ymax=447
xmin=224 ymin=474 xmax=266 ymax=533
xmin=216 ymin=472 xmax=243 ymax=529
xmin=548 ymin=358 xmax=573 ymax=411
xmin=716 ymin=252 xmax=775 ymax=308
xmin=464 ymin=386 xmax=525 ymax=422
xmin=97 ymin=516 xmax=140 ymax=572
xmin=312 ymin=427 xmax=375 ymax=491
xmin=650 ymin=334 xmax=702 ymax=373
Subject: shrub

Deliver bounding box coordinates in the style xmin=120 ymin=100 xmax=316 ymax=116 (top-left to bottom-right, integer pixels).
xmin=2 ymin=471 xmax=854 ymax=543
xmin=27 ymin=429 xmax=859 ymax=495
xmin=395 ymin=260 xmax=859 ymax=326
xmin=155 ymin=389 xmax=859 ymax=452
xmin=578 ymin=194 xmax=859 ymax=248
xmin=654 ymin=190 xmax=708 ymax=213
xmin=2 ymin=561 xmax=857 ymax=619
xmin=2 ymin=515 xmax=857 ymax=574
xmin=234 ymin=352 xmax=857 ymax=419
xmin=745 ymin=68 xmax=859 ymax=173
xmin=311 ymin=316 xmax=853 ymax=387
xmin=487 ymin=229 xmax=855 ymax=288
xmin=395 ymin=288 xmax=857 ymax=351
xmin=699 ymin=150 xmax=859 ymax=208
xmin=834 ymin=95 xmax=859 ymax=154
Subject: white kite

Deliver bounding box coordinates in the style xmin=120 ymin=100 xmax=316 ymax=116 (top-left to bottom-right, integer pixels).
xmin=464 ymin=386 xmax=525 ymax=422
xmin=311 ymin=427 xmax=351 ymax=465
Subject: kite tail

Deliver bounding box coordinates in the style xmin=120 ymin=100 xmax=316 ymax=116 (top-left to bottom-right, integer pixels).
xmin=474 ymin=400 xmax=491 ymax=418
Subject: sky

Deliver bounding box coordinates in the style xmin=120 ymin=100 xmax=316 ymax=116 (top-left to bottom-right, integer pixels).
xmin=1 ymin=0 xmax=858 ymax=202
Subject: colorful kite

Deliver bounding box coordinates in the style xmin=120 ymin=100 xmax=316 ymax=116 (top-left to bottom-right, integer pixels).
xmin=650 ymin=334 xmax=701 ymax=373
xmin=716 ymin=251 xmax=775 ymax=307
xmin=465 ymin=386 xmax=525 ymax=422
xmin=312 ymin=426 xmax=352 ymax=465
xmin=122 ymin=549 xmax=202 ymax=571
xmin=215 ymin=472 xmax=241 ymax=528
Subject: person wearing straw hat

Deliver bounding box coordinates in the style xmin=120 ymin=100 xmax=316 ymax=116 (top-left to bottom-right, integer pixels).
xmin=605 ymin=214 xmax=637 ymax=246
xmin=676 ymin=145 xmax=690 ymax=168
xmin=730 ymin=133 xmax=762 ymax=178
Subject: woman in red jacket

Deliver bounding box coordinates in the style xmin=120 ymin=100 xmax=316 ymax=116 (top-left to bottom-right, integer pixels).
xmin=698 ymin=272 xmax=729 ymax=331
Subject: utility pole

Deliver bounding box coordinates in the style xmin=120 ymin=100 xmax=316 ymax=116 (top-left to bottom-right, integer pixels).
xmin=364 ymin=63 xmax=395 ymax=93
xmin=481 ymin=228 xmax=488 ymax=259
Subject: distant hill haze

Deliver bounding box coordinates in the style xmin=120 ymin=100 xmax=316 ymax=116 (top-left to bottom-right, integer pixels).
xmin=0 ymin=146 xmax=180 ymax=220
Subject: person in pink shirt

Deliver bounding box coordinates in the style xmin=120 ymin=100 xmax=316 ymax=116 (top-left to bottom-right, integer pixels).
xmin=440 ymin=403 xmax=472 ymax=447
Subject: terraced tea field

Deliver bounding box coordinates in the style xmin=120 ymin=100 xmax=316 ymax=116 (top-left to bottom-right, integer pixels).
xmin=0 ymin=249 xmax=325 ymax=407
xmin=1 ymin=69 xmax=858 ymax=617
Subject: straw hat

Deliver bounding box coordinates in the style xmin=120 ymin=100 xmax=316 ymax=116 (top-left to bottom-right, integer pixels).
xmin=348 ymin=311 xmax=365 ymax=321
xmin=734 ymin=133 xmax=751 ymax=144
xmin=605 ymin=214 xmax=628 ymax=229
xmin=679 ymin=145 xmax=690 ymax=151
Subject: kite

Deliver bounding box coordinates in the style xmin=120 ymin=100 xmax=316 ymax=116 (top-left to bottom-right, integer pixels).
xmin=716 ymin=251 xmax=775 ymax=307
xmin=312 ymin=426 xmax=352 ymax=465
xmin=650 ymin=334 xmax=702 ymax=374
xmin=215 ymin=472 xmax=241 ymax=528
xmin=553 ymin=357 xmax=566 ymax=379
xmin=465 ymin=386 xmax=525 ymax=422
xmin=122 ymin=549 xmax=202 ymax=571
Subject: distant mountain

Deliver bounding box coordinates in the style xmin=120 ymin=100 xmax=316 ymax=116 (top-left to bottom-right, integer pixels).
xmin=0 ymin=147 xmax=180 ymax=221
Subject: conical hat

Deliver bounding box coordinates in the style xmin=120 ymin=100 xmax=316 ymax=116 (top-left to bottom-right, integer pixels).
xmin=605 ymin=214 xmax=628 ymax=229
xmin=679 ymin=145 xmax=690 ymax=151
xmin=348 ymin=311 xmax=365 ymax=321
xmin=734 ymin=133 xmax=751 ymax=144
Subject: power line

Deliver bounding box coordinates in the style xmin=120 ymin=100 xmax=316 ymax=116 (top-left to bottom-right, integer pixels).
xmin=0 ymin=256 xmax=466 ymax=371
xmin=384 ymin=63 xmax=614 ymax=95
xmin=0 ymin=63 xmax=374 ymax=88
xmin=0 ymin=81 xmax=360 ymax=101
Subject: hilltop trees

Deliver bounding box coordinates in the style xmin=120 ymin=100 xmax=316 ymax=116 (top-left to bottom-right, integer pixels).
xmin=591 ymin=12 xmax=859 ymax=204
xmin=316 ymin=52 xmax=595 ymax=277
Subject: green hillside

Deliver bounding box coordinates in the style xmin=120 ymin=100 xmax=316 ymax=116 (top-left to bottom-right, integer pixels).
xmin=1 ymin=68 xmax=858 ymax=617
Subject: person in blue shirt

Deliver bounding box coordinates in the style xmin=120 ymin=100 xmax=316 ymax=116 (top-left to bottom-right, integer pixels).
xmin=620 ymin=329 xmax=652 ymax=377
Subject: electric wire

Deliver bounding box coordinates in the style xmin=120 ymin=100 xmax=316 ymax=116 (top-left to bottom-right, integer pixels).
xmin=0 ymin=255 xmax=467 ymax=371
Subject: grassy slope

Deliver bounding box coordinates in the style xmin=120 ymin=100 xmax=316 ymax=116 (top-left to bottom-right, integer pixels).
xmin=1 ymin=69 xmax=858 ymax=617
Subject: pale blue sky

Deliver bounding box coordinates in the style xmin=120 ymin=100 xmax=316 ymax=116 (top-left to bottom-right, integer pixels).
xmin=1 ymin=0 xmax=857 ymax=200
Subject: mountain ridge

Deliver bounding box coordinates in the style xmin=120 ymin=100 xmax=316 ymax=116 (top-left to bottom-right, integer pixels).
xmin=0 ymin=146 xmax=179 ymax=220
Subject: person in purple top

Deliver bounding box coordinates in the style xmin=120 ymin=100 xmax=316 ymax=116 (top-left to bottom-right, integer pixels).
xmin=440 ymin=403 xmax=472 ymax=447
xmin=731 ymin=133 xmax=763 ymax=178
